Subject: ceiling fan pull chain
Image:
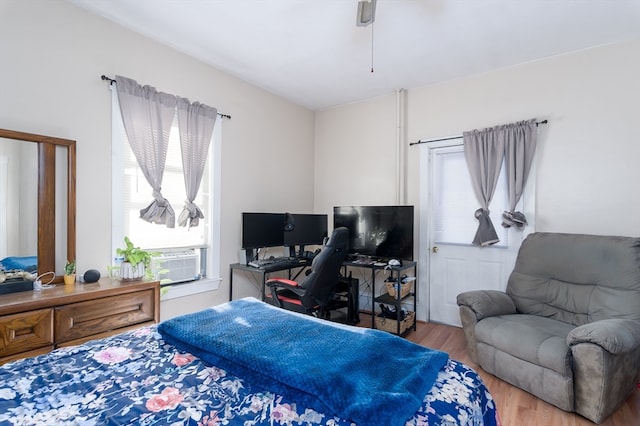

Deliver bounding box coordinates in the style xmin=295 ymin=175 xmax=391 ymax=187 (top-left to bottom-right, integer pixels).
xmin=371 ymin=22 xmax=375 ymax=73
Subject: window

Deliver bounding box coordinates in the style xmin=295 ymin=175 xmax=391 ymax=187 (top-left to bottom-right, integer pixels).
xmin=122 ymin=118 xmax=208 ymax=248
xmin=111 ymin=88 xmax=221 ymax=291
xmin=428 ymin=140 xmax=536 ymax=249
xmin=432 ymin=145 xmax=511 ymax=247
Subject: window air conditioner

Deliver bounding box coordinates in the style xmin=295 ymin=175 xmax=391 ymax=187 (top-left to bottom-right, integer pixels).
xmin=154 ymin=249 xmax=200 ymax=284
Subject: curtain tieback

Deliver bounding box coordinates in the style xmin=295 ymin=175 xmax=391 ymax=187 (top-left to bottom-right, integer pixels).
xmin=152 ymin=189 xmax=169 ymax=206
xmin=139 ymin=190 xmax=175 ymax=228
xmin=472 ymin=208 xmax=500 ymax=247
xmin=474 ymin=208 xmax=489 ymax=219
xmin=501 ymin=211 xmax=528 ymax=229
xmin=178 ymin=201 xmax=204 ymax=228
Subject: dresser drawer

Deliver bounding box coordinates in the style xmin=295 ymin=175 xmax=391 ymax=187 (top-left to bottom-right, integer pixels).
xmin=55 ymin=290 xmax=156 ymax=343
xmin=0 ymin=308 xmax=54 ymax=358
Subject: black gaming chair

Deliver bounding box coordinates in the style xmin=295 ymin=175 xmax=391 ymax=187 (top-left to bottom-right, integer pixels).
xmin=266 ymin=227 xmax=349 ymax=318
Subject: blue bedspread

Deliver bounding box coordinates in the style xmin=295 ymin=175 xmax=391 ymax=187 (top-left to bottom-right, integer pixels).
xmin=0 ymin=256 xmax=37 ymax=272
xmin=158 ymin=297 xmax=449 ymax=426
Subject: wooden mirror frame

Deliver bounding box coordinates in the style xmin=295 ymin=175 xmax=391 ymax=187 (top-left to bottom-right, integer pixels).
xmin=0 ymin=128 xmax=76 ymax=283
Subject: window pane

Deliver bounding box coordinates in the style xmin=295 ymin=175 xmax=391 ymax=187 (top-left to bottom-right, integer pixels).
xmin=433 ymin=148 xmax=508 ymax=246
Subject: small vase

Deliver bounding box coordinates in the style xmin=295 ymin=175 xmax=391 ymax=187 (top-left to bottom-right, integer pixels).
xmin=120 ymin=262 xmax=145 ymax=281
xmin=63 ymin=274 xmax=76 ymax=286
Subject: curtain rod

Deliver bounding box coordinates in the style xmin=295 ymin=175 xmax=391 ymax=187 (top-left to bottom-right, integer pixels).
xmin=101 ymin=75 xmax=231 ymax=119
xmin=409 ymin=119 xmax=548 ymax=146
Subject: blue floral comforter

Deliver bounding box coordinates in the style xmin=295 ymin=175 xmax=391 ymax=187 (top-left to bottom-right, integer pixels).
xmin=0 ymin=326 xmax=499 ymax=425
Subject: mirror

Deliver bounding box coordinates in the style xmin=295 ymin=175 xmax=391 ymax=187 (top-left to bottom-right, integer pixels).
xmin=0 ymin=129 xmax=76 ymax=283
xmin=0 ymin=139 xmax=37 ymax=259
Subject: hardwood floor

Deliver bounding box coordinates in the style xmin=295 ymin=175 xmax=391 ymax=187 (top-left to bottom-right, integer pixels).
xmin=358 ymin=315 xmax=640 ymax=425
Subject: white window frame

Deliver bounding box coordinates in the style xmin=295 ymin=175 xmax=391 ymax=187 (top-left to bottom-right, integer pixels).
xmin=110 ymin=87 xmax=221 ymax=299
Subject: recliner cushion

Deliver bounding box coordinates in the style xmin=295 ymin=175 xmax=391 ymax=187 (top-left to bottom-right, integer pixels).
xmin=475 ymin=314 xmax=575 ymax=376
xmin=506 ymin=233 xmax=640 ymax=326
xmin=507 ymin=274 xmax=595 ymax=325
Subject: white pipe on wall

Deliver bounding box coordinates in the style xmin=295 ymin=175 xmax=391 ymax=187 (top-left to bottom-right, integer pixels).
xmin=395 ymin=89 xmax=408 ymax=205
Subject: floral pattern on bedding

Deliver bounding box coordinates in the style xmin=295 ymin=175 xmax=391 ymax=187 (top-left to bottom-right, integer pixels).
xmin=0 ymin=326 xmax=498 ymax=425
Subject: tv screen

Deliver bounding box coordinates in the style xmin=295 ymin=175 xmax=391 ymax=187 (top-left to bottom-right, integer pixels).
xmin=284 ymin=214 xmax=328 ymax=249
xmin=241 ymin=213 xmax=285 ymax=249
xmin=333 ymin=205 xmax=414 ymax=260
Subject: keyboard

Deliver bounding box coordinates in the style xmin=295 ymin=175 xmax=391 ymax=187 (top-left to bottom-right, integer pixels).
xmin=248 ymin=257 xmax=302 ymax=268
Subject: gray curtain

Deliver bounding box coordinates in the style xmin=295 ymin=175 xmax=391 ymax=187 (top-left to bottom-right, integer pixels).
xmin=463 ymin=126 xmax=506 ymax=246
xmin=502 ymin=119 xmax=537 ymax=229
xmin=463 ymin=119 xmax=538 ymax=245
xmin=115 ymin=75 xmax=177 ymax=228
xmin=176 ymin=97 xmax=217 ymax=228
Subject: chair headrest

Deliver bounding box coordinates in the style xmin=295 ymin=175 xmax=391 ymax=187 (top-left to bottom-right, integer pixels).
xmin=327 ymin=227 xmax=349 ymax=249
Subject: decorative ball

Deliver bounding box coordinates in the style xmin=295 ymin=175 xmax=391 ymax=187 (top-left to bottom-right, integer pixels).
xmin=83 ymin=269 xmax=101 ymax=283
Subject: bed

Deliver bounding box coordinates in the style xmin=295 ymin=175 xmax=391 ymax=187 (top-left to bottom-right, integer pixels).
xmin=0 ymin=256 xmax=37 ymax=272
xmin=0 ymin=297 xmax=499 ymax=425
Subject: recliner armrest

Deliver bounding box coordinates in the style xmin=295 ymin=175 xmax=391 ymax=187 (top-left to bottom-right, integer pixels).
xmin=567 ymin=319 xmax=640 ymax=354
xmin=456 ymin=290 xmax=517 ymax=321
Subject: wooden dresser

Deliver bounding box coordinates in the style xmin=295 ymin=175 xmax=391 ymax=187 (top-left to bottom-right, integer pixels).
xmin=0 ymin=278 xmax=160 ymax=365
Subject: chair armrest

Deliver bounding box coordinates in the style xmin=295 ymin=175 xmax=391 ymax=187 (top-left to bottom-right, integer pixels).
xmin=456 ymin=290 xmax=517 ymax=321
xmin=266 ymin=278 xmax=306 ymax=297
xmin=266 ymin=278 xmax=299 ymax=288
xmin=567 ymin=319 xmax=640 ymax=354
xmin=265 ymin=278 xmax=305 ymax=308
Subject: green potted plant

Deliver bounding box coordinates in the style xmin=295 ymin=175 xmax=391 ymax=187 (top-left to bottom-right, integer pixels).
xmin=116 ymin=236 xmax=158 ymax=281
xmin=64 ymin=260 xmax=76 ymax=285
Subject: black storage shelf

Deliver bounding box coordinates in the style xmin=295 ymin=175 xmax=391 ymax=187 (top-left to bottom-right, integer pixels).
xmin=342 ymin=260 xmax=418 ymax=336
xmin=374 ymin=291 xmax=415 ymax=306
xmin=373 ymin=261 xmax=417 ymax=336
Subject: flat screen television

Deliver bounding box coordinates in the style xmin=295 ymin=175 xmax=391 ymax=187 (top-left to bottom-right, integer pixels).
xmin=241 ymin=213 xmax=285 ymax=250
xmin=333 ymin=205 xmax=414 ymax=261
xmin=284 ymin=213 xmax=328 ymax=254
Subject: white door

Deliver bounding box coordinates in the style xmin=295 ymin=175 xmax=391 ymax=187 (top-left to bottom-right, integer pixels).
xmin=420 ymin=142 xmax=533 ymax=326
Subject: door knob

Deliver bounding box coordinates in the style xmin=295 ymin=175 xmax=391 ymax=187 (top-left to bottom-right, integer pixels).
xmin=432 ymin=246 xmax=439 ymax=253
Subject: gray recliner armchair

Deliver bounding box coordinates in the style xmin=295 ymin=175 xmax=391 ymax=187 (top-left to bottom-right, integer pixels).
xmin=457 ymin=232 xmax=640 ymax=424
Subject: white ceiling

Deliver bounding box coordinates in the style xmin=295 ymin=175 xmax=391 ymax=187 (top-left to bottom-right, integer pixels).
xmin=68 ymin=0 xmax=640 ymax=111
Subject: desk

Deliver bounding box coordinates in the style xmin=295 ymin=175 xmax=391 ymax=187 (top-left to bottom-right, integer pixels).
xmin=343 ymin=260 xmax=417 ymax=333
xmin=229 ymin=259 xmax=310 ymax=301
xmin=229 ymin=259 xmax=416 ymax=332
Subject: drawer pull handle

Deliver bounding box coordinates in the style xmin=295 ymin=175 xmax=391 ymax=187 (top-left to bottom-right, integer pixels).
xmin=13 ymin=327 xmax=34 ymax=338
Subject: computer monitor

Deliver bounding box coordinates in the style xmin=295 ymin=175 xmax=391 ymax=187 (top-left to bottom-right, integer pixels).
xmin=241 ymin=213 xmax=285 ymax=250
xmin=333 ymin=205 xmax=414 ymax=261
xmin=284 ymin=213 xmax=328 ymax=255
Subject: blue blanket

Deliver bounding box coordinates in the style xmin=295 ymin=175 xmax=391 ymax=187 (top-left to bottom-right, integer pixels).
xmin=158 ymin=297 xmax=448 ymax=426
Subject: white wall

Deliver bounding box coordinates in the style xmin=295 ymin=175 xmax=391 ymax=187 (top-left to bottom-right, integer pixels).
xmin=0 ymin=0 xmax=315 ymax=317
xmin=315 ymin=38 xmax=640 ymax=319
xmin=314 ymin=94 xmax=399 ymax=214
xmin=317 ymin=39 xmax=640 ymax=238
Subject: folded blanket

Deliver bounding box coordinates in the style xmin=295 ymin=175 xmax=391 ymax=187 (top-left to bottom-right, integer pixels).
xmin=158 ymin=297 xmax=448 ymax=426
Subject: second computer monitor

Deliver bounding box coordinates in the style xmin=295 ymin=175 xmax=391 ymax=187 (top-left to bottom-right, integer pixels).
xmin=284 ymin=213 xmax=328 ymax=255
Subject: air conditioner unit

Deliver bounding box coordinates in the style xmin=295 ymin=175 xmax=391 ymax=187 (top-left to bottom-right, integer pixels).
xmin=154 ymin=249 xmax=200 ymax=284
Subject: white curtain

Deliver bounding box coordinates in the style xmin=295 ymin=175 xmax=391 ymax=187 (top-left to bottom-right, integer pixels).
xmin=176 ymin=97 xmax=217 ymax=228
xmin=115 ymin=75 xmax=177 ymax=228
